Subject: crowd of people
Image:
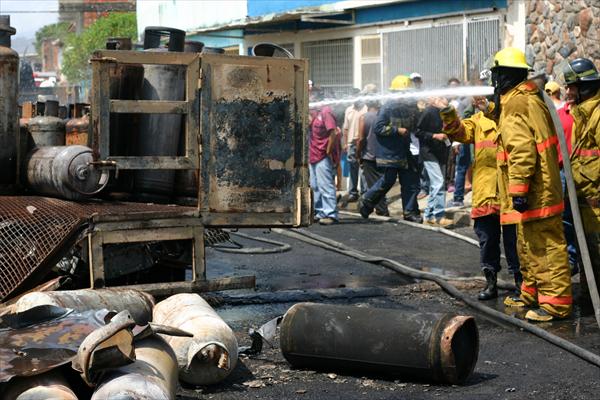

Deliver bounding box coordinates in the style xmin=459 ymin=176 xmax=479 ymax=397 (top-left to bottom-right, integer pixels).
xmin=308 ymin=48 xmax=599 ymax=323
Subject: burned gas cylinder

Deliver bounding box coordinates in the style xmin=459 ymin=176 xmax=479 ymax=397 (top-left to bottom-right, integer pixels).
xmin=280 ymin=303 xmax=479 ymax=385
xmin=91 ymin=335 xmax=178 ymax=400
xmin=134 ymin=27 xmax=186 ymax=202
xmin=0 ymin=15 xmax=19 ymax=186
xmin=28 ymin=100 xmax=66 ymax=148
xmin=24 ymin=145 xmax=109 ymax=200
xmin=65 ymin=103 xmax=90 ymax=146
xmin=1 ymin=370 xmax=78 ymax=400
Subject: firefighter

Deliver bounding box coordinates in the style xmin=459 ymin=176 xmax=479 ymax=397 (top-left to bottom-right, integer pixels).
xmin=563 ymin=58 xmax=600 ymax=304
xmin=440 ymin=94 xmax=522 ymax=301
xmin=489 ymin=47 xmax=572 ymax=322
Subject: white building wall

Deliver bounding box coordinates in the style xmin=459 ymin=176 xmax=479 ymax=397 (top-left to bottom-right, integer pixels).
xmin=136 ymin=0 xmax=247 ymax=38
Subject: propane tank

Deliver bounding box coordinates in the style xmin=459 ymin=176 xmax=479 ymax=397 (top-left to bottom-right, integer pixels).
xmin=173 ymin=40 xmax=204 ymax=205
xmin=25 ymin=145 xmax=109 ymax=200
xmin=0 ymin=15 xmax=19 ymax=187
xmin=250 ymin=42 xmax=294 ymax=58
xmin=91 ymin=335 xmax=178 ymax=400
xmin=153 ymin=293 xmax=239 ymax=385
xmin=134 ymin=27 xmax=186 ymax=202
xmin=28 ymin=100 xmax=66 ymax=148
xmin=279 ymin=303 xmax=479 ymax=385
xmin=65 ymin=103 xmax=90 ymax=146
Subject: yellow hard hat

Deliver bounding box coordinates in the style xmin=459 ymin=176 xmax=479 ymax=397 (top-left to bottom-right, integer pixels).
xmin=491 ymin=47 xmax=531 ymax=70
xmin=389 ymin=75 xmax=412 ymax=91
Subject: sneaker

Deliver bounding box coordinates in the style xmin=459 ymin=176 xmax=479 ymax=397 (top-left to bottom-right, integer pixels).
xmin=319 ymin=217 xmax=338 ymax=225
xmin=404 ymin=214 xmax=423 ymax=223
xmin=503 ymin=295 xmax=529 ymax=308
xmin=347 ymin=194 xmax=359 ymax=203
xmin=525 ymin=308 xmax=557 ymax=322
xmin=417 ymin=192 xmax=428 ymax=200
xmin=446 ymin=200 xmax=464 ymax=208
xmin=434 ymin=217 xmax=454 ymax=227
xmin=375 ymin=209 xmax=390 ymax=217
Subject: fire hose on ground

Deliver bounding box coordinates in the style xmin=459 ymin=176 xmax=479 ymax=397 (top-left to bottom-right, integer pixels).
xmin=272 ymin=227 xmax=600 ymax=368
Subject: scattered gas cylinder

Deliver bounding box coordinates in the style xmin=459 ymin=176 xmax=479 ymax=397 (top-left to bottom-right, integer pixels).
xmin=65 ymin=103 xmax=89 ymax=146
xmin=28 ymin=100 xmax=66 ymax=148
xmin=153 ymin=293 xmax=239 ymax=385
xmin=279 ymin=303 xmax=479 ymax=385
xmin=91 ymin=335 xmax=178 ymax=400
xmin=15 ymin=288 xmax=155 ymax=325
xmin=0 ymin=370 xmax=78 ymax=400
xmin=24 ymin=145 xmax=109 ymax=200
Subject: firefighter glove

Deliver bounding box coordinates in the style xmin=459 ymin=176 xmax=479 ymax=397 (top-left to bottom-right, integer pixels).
xmin=512 ymin=196 xmax=529 ymax=213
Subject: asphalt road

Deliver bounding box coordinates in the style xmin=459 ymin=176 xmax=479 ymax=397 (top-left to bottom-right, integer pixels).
xmin=184 ymin=215 xmax=600 ymax=400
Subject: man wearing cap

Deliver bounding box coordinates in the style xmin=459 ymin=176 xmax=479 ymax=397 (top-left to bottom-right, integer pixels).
xmin=545 ymin=81 xmax=564 ymax=109
xmin=490 ymin=47 xmax=571 ymax=322
xmin=563 ymin=58 xmax=600 ymax=305
xmin=410 ymin=72 xmax=423 ymax=89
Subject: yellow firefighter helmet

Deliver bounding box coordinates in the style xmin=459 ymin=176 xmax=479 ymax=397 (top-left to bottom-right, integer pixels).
xmin=491 ymin=47 xmax=531 ymax=70
xmin=389 ymin=74 xmax=412 ymax=91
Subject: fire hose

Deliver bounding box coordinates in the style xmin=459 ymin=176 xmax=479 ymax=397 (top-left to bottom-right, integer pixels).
xmin=272 ymin=227 xmax=600 ymax=368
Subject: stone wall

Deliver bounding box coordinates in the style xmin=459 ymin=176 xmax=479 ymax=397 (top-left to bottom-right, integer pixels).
xmin=525 ymin=0 xmax=600 ymax=80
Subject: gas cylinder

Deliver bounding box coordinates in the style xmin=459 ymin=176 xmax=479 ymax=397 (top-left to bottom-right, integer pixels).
xmin=250 ymin=42 xmax=294 ymax=58
xmin=173 ymin=40 xmax=204 ymax=205
xmin=279 ymin=303 xmax=479 ymax=385
xmin=25 ymin=145 xmax=109 ymax=200
xmin=65 ymin=103 xmax=90 ymax=146
xmin=28 ymin=100 xmax=66 ymax=148
xmin=134 ymin=27 xmax=186 ymax=202
xmin=0 ymin=15 xmax=19 ymax=186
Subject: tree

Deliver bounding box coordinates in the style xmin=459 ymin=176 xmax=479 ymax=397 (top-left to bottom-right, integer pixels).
xmin=34 ymin=22 xmax=72 ymax=55
xmin=62 ymin=13 xmax=137 ymax=83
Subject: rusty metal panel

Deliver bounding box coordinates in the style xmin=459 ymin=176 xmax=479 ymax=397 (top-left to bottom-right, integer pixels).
xmin=199 ymin=54 xmax=310 ymax=227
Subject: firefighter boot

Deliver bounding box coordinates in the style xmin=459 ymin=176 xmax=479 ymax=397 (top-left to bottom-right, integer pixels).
xmin=478 ymin=268 xmax=498 ymax=300
xmin=525 ymin=308 xmax=557 ymax=322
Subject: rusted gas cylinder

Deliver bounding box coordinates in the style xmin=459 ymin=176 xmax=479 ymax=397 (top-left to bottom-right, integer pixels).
xmin=91 ymin=335 xmax=178 ymax=400
xmin=0 ymin=15 xmax=19 ymax=186
xmin=28 ymin=100 xmax=66 ymax=148
xmin=279 ymin=303 xmax=479 ymax=385
xmin=134 ymin=27 xmax=186 ymax=202
xmin=14 ymin=288 xmax=154 ymax=325
xmin=24 ymin=145 xmax=109 ymax=200
xmin=153 ymin=293 xmax=239 ymax=385
xmin=250 ymin=42 xmax=294 ymax=58
xmin=65 ymin=103 xmax=90 ymax=146
xmin=0 ymin=370 xmax=78 ymax=400
xmin=173 ymin=40 xmax=204 ymax=205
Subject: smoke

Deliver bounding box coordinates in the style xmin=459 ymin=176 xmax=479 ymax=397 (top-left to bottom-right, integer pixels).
xmin=309 ymin=86 xmax=494 ymax=108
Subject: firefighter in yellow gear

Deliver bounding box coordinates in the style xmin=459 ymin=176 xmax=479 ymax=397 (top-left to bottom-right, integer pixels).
xmin=491 ymin=47 xmax=572 ymax=322
xmin=563 ymin=58 xmax=600 ymax=303
xmin=440 ymin=97 xmax=522 ymax=301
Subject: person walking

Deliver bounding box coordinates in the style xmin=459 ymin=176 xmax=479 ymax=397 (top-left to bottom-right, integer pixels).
xmin=441 ymin=96 xmax=522 ymax=300
xmin=309 ymin=102 xmax=340 ymax=225
xmin=562 ymin=58 xmax=600 ymax=305
xmin=491 ymin=47 xmax=571 ymax=322
xmin=343 ymin=100 xmax=368 ymax=202
xmin=358 ymin=75 xmax=422 ymax=222
xmin=416 ymin=97 xmax=454 ymax=226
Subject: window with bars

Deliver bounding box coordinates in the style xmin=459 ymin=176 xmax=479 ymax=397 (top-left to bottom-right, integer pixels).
xmin=302 ymin=38 xmax=354 ymax=97
xmin=360 ymin=35 xmax=381 ymax=90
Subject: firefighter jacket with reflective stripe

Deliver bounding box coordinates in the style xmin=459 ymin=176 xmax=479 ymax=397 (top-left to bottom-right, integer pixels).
xmin=444 ymin=111 xmax=517 ymax=220
xmin=570 ymin=89 xmax=600 ymax=232
xmin=495 ymin=81 xmax=564 ymax=224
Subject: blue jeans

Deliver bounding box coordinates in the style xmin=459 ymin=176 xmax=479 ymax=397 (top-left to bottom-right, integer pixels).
xmin=347 ymin=142 xmax=360 ymax=197
xmin=423 ymin=160 xmax=446 ymax=220
xmin=363 ymin=164 xmax=420 ymax=216
xmin=453 ymin=144 xmax=471 ymax=202
xmin=420 ymin=161 xmax=429 ymax=194
xmin=560 ymin=169 xmax=578 ymax=266
xmin=310 ymin=156 xmax=338 ymax=220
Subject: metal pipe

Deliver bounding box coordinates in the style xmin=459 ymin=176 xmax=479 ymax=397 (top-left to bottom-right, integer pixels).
xmin=0 ymin=370 xmax=78 ymax=400
xmin=542 ymin=92 xmax=600 ymax=329
xmin=280 ymin=302 xmax=478 ymax=384
xmin=91 ymin=335 xmax=178 ymax=400
xmin=14 ymin=288 xmax=155 ymax=325
xmin=153 ymin=293 xmax=238 ymax=385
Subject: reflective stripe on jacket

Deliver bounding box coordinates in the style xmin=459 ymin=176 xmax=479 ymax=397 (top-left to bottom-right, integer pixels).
xmin=495 ymin=81 xmax=564 ymax=224
xmin=570 ymin=89 xmax=600 ymax=233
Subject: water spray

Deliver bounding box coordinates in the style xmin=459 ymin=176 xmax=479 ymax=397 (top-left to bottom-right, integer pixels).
xmin=309 ymin=85 xmax=494 ymax=108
